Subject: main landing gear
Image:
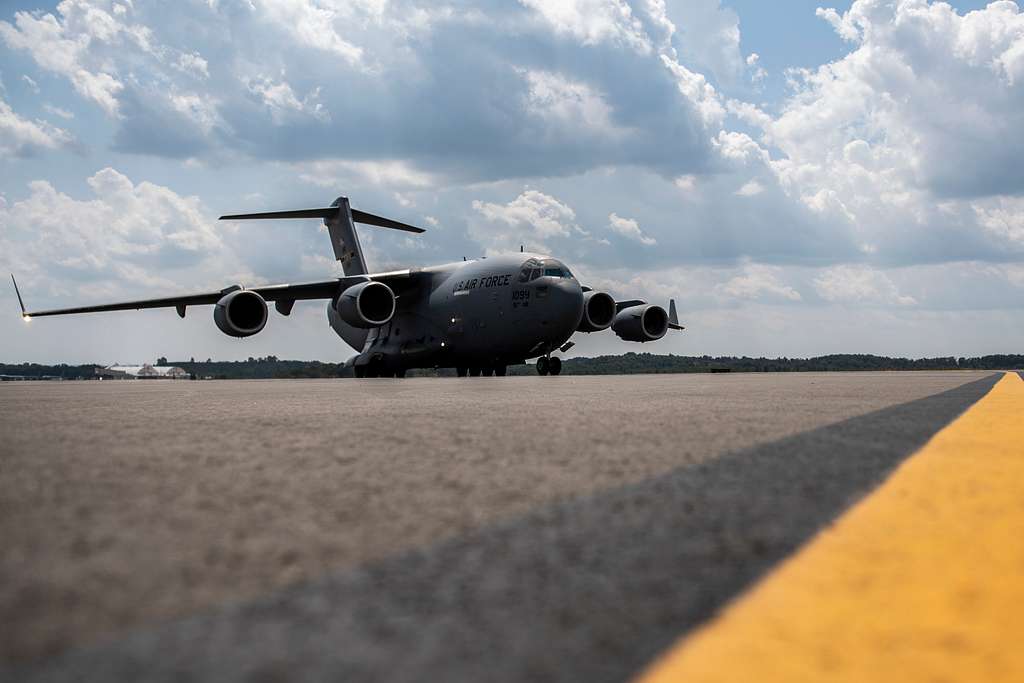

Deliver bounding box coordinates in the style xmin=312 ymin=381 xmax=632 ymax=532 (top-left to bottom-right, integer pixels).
xmin=536 ymin=356 xmax=561 ymax=376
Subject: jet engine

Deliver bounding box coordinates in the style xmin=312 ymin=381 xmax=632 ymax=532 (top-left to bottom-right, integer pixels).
xmin=334 ymin=280 xmax=396 ymax=328
xmin=612 ymin=303 xmax=669 ymax=342
xmin=576 ymin=291 xmax=616 ymax=332
xmin=214 ymin=289 xmax=268 ymax=337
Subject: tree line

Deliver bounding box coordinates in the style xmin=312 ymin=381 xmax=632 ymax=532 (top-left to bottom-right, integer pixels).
xmin=3 ymin=353 xmax=1021 ymax=380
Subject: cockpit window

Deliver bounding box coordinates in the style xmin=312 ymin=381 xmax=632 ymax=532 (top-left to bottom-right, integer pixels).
xmin=520 ymin=258 xmax=575 ymax=281
xmin=519 ymin=258 xmax=543 ymax=282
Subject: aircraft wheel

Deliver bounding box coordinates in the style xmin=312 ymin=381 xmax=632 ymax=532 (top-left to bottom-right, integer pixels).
xmin=354 ymin=366 xmax=366 ymax=379
xmin=365 ymin=367 xmax=380 ymax=378
xmin=469 ymin=367 xmax=481 ymax=377
xmin=549 ymin=357 xmax=562 ymax=376
xmin=494 ymin=366 xmax=507 ymax=376
xmin=482 ymin=367 xmax=494 ymax=377
xmin=536 ymin=357 xmax=549 ymax=376
xmin=457 ymin=366 xmax=468 ymax=377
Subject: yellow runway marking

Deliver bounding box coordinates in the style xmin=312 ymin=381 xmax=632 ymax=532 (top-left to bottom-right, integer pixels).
xmin=637 ymin=372 xmax=1024 ymax=683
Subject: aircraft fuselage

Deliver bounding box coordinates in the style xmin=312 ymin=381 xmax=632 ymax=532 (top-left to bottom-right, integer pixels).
xmin=329 ymin=253 xmax=583 ymax=373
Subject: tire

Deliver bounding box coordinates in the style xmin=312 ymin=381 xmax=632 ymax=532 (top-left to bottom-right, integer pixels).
xmin=469 ymin=367 xmax=481 ymax=377
xmin=354 ymin=366 xmax=366 ymax=378
xmin=549 ymin=357 xmax=562 ymax=376
xmin=536 ymin=357 xmax=549 ymax=376
xmin=457 ymin=367 xmax=468 ymax=377
xmin=494 ymin=366 xmax=507 ymax=376
xmin=482 ymin=367 xmax=494 ymax=377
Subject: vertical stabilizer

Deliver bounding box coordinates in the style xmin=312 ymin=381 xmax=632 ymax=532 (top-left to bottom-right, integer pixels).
xmin=326 ymin=197 xmax=367 ymax=276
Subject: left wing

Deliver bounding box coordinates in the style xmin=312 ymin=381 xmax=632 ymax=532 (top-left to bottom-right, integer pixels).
xmin=13 ymin=271 xmax=425 ymax=320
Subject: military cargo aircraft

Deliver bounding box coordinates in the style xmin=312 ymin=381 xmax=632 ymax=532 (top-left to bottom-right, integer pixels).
xmin=12 ymin=196 xmax=683 ymax=377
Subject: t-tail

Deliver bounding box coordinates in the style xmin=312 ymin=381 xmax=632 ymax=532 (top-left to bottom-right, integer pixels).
xmin=219 ymin=196 xmax=425 ymax=277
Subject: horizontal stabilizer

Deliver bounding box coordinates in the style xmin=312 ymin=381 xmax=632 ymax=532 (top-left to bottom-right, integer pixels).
xmin=220 ymin=208 xmax=337 ymax=220
xmin=219 ymin=206 xmax=425 ymax=233
xmin=350 ymin=209 xmax=425 ymax=233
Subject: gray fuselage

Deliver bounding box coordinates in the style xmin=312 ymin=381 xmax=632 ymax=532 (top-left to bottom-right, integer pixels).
xmin=329 ymin=253 xmax=584 ymax=372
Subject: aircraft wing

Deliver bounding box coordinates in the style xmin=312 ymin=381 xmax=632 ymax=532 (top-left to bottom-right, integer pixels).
xmin=14 ymin=270 xmax=427 ymax=319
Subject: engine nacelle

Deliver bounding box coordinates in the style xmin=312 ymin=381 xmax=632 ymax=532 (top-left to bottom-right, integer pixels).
xmin=576 ymin=291 xmax=616 ymax=332
xmin=334 ymin=280 xmax=396 ymax=328
xmin=214 ymin=289 xmax=268 ymax=337
xmin=612 ymin=304 xmax=669 ymax=342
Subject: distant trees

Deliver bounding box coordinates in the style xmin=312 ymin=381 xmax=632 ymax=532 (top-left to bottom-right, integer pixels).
xmin=3 ymin=354 xmax=1021 ymax=381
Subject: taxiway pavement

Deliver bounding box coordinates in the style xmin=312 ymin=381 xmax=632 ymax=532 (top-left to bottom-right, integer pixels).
xmin=0 ymin=372 xmax=1000 ymax=681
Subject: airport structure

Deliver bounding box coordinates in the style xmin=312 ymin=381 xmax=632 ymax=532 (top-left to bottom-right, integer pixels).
xmin=97 ymin=364 xmax=190 ymax=379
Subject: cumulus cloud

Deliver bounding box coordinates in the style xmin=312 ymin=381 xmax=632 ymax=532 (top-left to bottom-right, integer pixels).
xmin=0 ymin=0 xmax=720 ymax=180
xmin=0 ymin=168 xmax=223 ymax=292
xmin=471 ymin=190 xmax=582 ymax=253
xmin=718 ymin=263 xmax=801 ymax=302
xmin=518 ymin=0 xmax=653 ymax=54
xmin=608 ymin=212 xmax=656 ymax=245
xmin=734 ymin=180 xmax=764 ymax=197
xmin=813 ymin=265 xmax=916 ymax=306
xmin=770 ymin=1 xmax=1024 ymax=202
xmin=0 ymin=96 xmax=74 ymax=156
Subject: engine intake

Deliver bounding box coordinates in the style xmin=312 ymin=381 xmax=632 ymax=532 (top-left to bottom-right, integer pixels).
xmin=577 ymin=291 xmax=616 ymax=332
xmin=214 ymin=289 xmax=268 ymax=337
xmin=335 ymin=280 xmax=396 ymax=328
xmin=612 ymin=304 xmax=669 ymax=342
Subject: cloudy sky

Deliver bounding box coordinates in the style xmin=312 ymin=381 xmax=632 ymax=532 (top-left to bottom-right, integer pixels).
xmin=2 ymin=0 xmax=1023 ymax=364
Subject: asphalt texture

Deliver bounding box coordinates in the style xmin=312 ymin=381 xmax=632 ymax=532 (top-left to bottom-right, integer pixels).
xmin=0 ymin=372 xmax=999 ymax=681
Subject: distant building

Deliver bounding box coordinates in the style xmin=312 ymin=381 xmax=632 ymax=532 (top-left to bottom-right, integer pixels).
xmin=97 ymin=364 xmax=190 ymax=379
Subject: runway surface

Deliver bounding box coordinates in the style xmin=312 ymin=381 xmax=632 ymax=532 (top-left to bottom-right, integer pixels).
xmin=0 ymin=371 xmax=1008 ymax=681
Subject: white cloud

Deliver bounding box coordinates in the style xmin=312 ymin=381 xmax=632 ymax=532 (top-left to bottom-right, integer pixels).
xmin=245 ymin=76 xmax=330 ymax=124
xmin=42 ymin=104 xmax=75 ymax=119
xmin=608 ymin=212 xmax=656 ymax=245
xmin=257 ymin=0 xmax=364 ymax=66
xmin=0 ymin=168 xmax=222 ymax=290
xmin=522 ymin=69 xmax=627 ymax=138
xmin=299 ymin=159 xmax=436 ymax=189
xmin=473 ymin=190 xmax=576 ymax=238
xmin=21 ymin=74 xmax=40 ymax=93
xmin=735 ymin=180 xmax=764 ymax=197
xmin=813 ymin=265 xmax=916 ymax=306
xmin=174 ymin=52 xmax=209 ymax=80
xmin=0 ymin=96 xmax=74 ymax=156
xmin=519 ymin=0 xmax=653 ymax=54
xmin=471 ymin=189 xmax=580 ymax=253
xmin=718 ymin=264 xmax=801 ymax=302
xmin=663 ymin=0 xmax=745 ymax=84
xmin=0 ymin=5 xmax=127 ymax=115
xmin=973 ymin=196 xmax=1024 ymax=245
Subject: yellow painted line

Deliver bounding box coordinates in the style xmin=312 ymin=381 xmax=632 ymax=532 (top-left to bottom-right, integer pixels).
xmin=637 ymin=372 xmax=1024 ymax=683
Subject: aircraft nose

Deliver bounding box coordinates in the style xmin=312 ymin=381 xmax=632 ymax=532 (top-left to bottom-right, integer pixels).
xmin=547 ymin=278 xmax=585 ymax=329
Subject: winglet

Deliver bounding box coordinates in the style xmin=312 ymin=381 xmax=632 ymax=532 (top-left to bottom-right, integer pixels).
xmin=11 ymin=274 xmax=30 ymax=320
xmin=668 ymin=298 xmax=685 ymax=331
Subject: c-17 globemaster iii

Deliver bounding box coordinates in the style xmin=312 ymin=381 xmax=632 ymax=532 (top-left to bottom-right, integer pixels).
xmin=11 ymin=196 xmax=683 ymax=377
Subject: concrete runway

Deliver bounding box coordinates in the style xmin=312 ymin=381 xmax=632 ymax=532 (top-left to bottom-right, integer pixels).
xmin=0 ymin=372 xmax=999 ymax=681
